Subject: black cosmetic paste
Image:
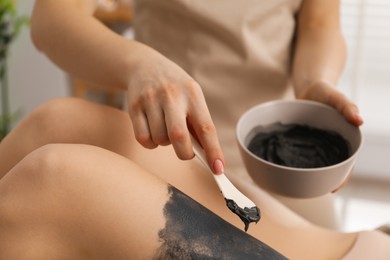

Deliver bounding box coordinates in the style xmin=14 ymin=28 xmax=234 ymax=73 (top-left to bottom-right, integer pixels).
xmin=225 ymin=199 xmax=260 ymax=232
xmin=248 ymin=123 xmax=350 ymax=168
xmin=153 ymin=185 xmax=286 ymax=260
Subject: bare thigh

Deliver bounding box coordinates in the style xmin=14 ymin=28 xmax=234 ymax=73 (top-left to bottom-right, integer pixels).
xmin=0 ymin=97 xmax=243 ymax=229
xmin=0 ymin=144 xmax=168 ymax=259
xmin=0 ymin=98 xmax=358 ymax=259
xmin=0 ymin=144 xmax=285 ymax=259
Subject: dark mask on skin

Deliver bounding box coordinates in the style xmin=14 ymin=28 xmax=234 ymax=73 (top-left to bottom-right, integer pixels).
xmin=153 ymin=185 xmax=286 ymax=260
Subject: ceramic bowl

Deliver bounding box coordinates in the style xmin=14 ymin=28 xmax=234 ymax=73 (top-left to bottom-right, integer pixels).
xmin=236 ymin=100 xmax=362 ymax=198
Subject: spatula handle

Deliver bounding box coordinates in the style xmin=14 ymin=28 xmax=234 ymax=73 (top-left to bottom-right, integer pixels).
xmin=191 ymin=135 xmax=227 ymax=190
xmin=191 ymin=135 xmax=210 ymax=170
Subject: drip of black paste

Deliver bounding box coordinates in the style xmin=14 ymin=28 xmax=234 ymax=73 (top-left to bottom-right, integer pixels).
xmin=225 ymin=199 xmax=261 ymax=232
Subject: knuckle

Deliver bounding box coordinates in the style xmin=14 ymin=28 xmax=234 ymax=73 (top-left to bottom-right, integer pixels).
xmin=130 ymin=89 xmax=158 ymax=110
xmin=339 ymin=102 xmax=353 ymax=116
xmin=185 ymin=79 xmax=200 ymax=89
xmin=142 ymin=88 xmax=157 ymax=102
xmin=159 ymin=83 xmax=180 ymax=103
xmin=135 ymin=133 xmax=157 ymax=149
xmin=169 ymin=127 xmax=187 ymax=143
xmin=197 ymin=122 xmax=217 ymax=137
xmin=153 ymin=134 xmax=170 ymax=146
xmin=177 ymin=150 xmax=194 ymax=160
xmin=129 ymin=99 xmax=143 ymax=113
xmin=185 ymin=80 xmax=202 ymax=99
xmin=349 ymin=102 xmax=359 ymax=112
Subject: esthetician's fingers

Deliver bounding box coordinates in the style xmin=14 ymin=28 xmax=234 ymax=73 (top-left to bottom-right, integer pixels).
xmin=144 ymin=102 xmax=170 ymax=146
xmin=126 ymin=48 xmax=224 ymax=169
xmin=326 ymin=90 xmax=363 ymax=127
xmin=186 ymin=91 xmax=225 ymax=175
xmin=299 ymin=82 xmax=364 ymax=127
xmin=129 ymin=109 xmax=158 ymax=149
xmin=164 ymin=104 xmax=193 ymax=160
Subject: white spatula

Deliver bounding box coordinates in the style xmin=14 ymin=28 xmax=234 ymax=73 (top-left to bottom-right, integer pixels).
xmin=191 ymin=135 xmax=261 ymax=232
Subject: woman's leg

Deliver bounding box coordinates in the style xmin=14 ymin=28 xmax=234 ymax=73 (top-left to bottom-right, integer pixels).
xmin=0 ymin=97 xmax=134 ymax=178
xmin=0 ymin=97 xmax=243 ymax=229
xmin=0 ymin=143 xmax=285 ymax=259
xmin=1 ymin=98 xmax=388 ymax=259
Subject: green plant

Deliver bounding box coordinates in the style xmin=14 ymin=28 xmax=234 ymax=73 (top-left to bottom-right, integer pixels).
xmin=0 ymin=0 xmax=28 ymax=140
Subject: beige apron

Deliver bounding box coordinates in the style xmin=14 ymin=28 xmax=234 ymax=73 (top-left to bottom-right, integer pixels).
xmin=132 ymin=0 xmax=340 ymax=228
xmin=133 ymin=0 xmax=300 ymax=174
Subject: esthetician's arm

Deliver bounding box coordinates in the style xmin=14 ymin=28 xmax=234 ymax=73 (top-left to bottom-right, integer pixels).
xmin=30 ymin=0 xmax=225 ymax=174
xmin=292 ymin=0 xmax=363 ymax=127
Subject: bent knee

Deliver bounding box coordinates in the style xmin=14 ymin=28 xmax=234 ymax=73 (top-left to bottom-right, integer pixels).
xmin=15 ymin=97 xmax=93 ymax=145
xmin=0 ymin=144 xmax=74 ymax=202
xmin=0 ymin=145 xmax=75 ymax=258
xmin=25 ymin=97 xmax=133 ymax=154
xmin=28 ymin=97 xmax=93 ymax=132
xmin=0 ymin=144 xmax=87 ymax=242
xmin=1 ymin=141 xmax=102 ymax=201
xmin=32 ymin=96 xmax=126 ymax=124
xmin=0 ymin=144 xmax=64 ymax=232
xmin=0 ymin=143 xmax=108 ymax=258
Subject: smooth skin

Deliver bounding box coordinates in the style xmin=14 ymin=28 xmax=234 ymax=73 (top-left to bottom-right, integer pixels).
xmin=30 ymin=0 xmax=363 ymax=175
xmin=0 ymin=98 xmax=360 ymax=259
xmin=0 ymin=144 xmax=168 ymax=259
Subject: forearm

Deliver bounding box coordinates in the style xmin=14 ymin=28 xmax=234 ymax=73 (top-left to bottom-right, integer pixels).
xmin=30 ymin=0 xmax=228 ymax=168
xmin=31 ymin=0 xmax=155 ymax=90
xmin=292 ymin=0 xmax=346 ymax=97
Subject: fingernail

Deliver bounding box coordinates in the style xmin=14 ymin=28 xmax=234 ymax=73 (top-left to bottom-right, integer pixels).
xmin=213 ymin=159 xmax=224 ymax=175
xmin=355 ymin=113 xmax=363 ymax=123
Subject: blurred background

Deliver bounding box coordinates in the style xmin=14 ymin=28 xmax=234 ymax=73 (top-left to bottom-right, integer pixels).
xmin=3 ymin=0 xmax=390 ymax=232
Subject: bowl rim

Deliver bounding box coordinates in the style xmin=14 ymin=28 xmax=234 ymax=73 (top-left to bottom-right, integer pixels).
xmin=236 ymin=99 xmax=363 ymax=172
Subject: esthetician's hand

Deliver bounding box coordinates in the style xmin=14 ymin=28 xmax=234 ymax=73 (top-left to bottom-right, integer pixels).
xmin=127 ymin=50 xmax=225 ymax=174
xmin=297 ymin=81 xmax=364 ymax=127
xmin=298 ymin=81 xmax=362 ymax=192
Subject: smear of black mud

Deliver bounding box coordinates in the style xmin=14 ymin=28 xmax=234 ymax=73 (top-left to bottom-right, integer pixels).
xmin=153 ymin=185 xmax=286 ymax=260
